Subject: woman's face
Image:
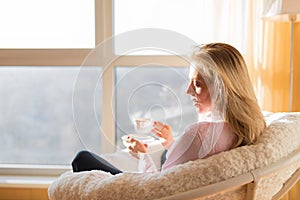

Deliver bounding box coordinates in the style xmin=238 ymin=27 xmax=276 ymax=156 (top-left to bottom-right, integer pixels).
xmin=186 ymin=66 xmax=212 ymax=113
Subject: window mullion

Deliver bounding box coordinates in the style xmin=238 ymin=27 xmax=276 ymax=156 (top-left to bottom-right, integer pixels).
xmin=0 ymin=49 xmax=91 ymax=66
xmin=101 ymin=64 xmax=115 ymax=153
xmin=113 ymin=55 xmax=190 ymax=67
xmin=100 ymin=0 xmax=115 ymax=153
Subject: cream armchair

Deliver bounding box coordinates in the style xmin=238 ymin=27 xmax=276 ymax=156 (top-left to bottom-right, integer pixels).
xmin=48 ymin=112 xmax=300 ymax=200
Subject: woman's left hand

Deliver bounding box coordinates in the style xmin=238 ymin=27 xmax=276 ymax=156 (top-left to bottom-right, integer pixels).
xmin=127 ymin=136 xmax=148 ymax=159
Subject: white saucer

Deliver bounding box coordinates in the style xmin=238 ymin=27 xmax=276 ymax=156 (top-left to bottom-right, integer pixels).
xmin=121 ymin=134 xmax=155 ymax=147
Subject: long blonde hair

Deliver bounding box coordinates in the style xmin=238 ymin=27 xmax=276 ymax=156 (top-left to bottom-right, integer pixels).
xmin=191 ymin=43 xmax=266 ymax=147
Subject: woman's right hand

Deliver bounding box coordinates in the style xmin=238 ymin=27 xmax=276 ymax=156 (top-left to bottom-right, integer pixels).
xmin=151 ymin=121 xmax=174 ymax=149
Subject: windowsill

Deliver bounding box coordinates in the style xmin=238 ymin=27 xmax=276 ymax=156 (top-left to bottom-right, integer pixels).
xmin=0 ymin=164 xmax=71 ymax=175
xmin=0 ymin=175 xmax=57 ymax=188
xmin=0 ymin=164 xmax=71 ymax=188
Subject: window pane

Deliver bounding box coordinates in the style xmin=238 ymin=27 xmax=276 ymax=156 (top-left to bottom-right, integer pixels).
xmin=0 ymin=0 xmax=95 ymax=48
xmin=0 ymin=67 xmax=102 ymax=165
xmin=115 ymin=66 xmax=198 ymax=148
xmin=114 ymin=0 xmax=246 ymax=55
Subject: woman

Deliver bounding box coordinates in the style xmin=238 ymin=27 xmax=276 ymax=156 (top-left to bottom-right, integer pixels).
xmin=72 ymin=43 xmax=266 ymax=174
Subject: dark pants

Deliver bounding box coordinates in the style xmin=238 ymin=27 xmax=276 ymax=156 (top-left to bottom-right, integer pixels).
xmin=71 ymin=150 xmax=123 ymax=175
xmin=72 ymin=149 xmax=168 ymax=174
xmin=161 ymin=149 xmax=167 ymax=166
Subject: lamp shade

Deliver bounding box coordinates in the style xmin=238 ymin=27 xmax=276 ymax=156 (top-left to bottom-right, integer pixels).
xmin=262 ymin=0 xmax=300 ymax=21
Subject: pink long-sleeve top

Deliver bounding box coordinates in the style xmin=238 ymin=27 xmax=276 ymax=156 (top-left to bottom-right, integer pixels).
xmin=138 ymin=121 xmax=237 ymax=173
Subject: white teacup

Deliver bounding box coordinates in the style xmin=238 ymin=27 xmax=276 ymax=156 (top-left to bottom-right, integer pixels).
xmin=133 ymin=118 xmax=152 ymax=134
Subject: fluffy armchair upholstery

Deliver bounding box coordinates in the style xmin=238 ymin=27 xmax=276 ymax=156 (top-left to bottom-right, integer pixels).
xmin=48 ymin=112 xmax=300 ymax=200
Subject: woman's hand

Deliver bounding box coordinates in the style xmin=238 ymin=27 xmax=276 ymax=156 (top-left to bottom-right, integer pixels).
xmin=126 ymin=136 xmax=148 ymax=159
xmin=151 ymin=121 xmax=174 ymax=149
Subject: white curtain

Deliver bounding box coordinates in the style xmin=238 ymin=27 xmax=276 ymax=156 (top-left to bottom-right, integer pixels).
xmin=114 ymin=0 xmax=253 ymax=55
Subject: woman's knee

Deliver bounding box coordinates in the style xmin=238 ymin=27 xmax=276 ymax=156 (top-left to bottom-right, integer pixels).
xmin=72 ymin=150 xmax=92 ymax=165
xmin=74 ymin=150 xmax=92 ymax=159
xmin=72 ymin=150 xmax=93 ymax=172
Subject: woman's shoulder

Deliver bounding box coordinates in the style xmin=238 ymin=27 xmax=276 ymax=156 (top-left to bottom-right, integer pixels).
xmin=185 ymin=121 xmax=231 ymax=136
xmin=186 ymin=121 xmax=228 ymax=129
xmin=186 ymin=121 xmax=209 ymax=130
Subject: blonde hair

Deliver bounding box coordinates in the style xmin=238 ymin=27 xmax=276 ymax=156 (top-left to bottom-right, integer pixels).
xmin=191 ymin=43 xmax=266 ymax=147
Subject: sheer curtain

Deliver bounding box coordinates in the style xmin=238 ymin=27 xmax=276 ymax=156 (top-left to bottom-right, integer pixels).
xmin=209 ymin=0 xmax=247 ymax=53
xmin=191 ymin=0 xmax=247 ymax=54
xmin=247 ymin=1 xmax=289 ymax=111
xmin=114 ymin=0 xmax=248 ymax=54
xmin=245 ymin=0 xmax=300 ymax=112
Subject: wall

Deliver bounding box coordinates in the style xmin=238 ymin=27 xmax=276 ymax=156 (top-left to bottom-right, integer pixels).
xmin=0 ymin=188 xmax=48 ymax=200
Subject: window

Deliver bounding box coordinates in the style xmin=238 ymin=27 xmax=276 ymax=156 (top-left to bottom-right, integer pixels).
xmin=0 ymin=67 xmax=102 ymax=165
xmin=0 ymin=0 xmax=95 ymax=48
xmin=0 ymin=0 xmax=98 ymax=170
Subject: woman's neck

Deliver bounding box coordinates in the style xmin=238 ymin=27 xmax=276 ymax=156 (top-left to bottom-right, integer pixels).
xmin=198 ymin=111 xmax=224 ymax=122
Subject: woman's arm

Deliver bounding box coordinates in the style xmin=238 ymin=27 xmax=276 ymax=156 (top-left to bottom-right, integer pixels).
xmin=161 ymin=126 xmax=202 ymax=171
xmin=161 ymin=122 xmax=235 ymax=171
